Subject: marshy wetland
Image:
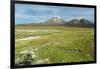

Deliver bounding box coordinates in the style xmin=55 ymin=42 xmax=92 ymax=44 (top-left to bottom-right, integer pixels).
xmin=15 ymin=25 xmax=94 ymax=65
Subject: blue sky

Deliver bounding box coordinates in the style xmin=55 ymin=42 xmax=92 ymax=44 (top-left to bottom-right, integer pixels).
xmin=15 ymin=4 xmax=94 ymax=24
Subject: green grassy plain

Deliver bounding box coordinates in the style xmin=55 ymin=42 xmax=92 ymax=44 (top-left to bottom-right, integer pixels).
xmin=15 ymin=25 xmax=94 ymax=65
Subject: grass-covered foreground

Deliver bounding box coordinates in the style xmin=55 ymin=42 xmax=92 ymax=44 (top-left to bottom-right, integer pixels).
xmin=15 ymin=25 xmax=94 ymax=65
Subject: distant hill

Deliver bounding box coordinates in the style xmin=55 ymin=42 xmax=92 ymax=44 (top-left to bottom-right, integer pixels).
xmin=45 ymin=16 xmax=66 ymax=25
xmin=64 ymin=19 xmax=94 ymax=27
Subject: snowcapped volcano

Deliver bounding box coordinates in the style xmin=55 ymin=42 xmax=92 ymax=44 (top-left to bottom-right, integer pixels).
xmin=46 ymin=16 xmax=66 ymax=24
xmin=52 ymin=16 xmax=62 ymax=19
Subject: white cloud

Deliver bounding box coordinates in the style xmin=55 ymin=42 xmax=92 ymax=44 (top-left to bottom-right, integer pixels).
xmin=15 ymin=12 xmax=48 ymax=19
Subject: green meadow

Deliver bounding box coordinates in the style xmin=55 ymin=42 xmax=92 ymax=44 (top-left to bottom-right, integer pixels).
xmin=15 ymin=25 xmax=94 ymax=65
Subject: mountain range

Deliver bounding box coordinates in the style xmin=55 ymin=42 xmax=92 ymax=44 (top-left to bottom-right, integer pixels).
xmin=43 ymin=16 xmax=94 ymax=27
xmin=17 ymin=16 xmax=94 ymax=27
